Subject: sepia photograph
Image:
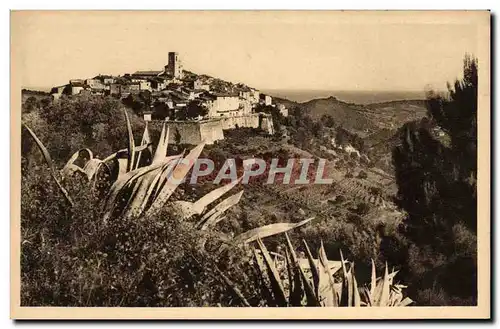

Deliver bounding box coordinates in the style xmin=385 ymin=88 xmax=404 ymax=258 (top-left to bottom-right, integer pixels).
xmin=10 ymin=10 xmax=490 ymax=319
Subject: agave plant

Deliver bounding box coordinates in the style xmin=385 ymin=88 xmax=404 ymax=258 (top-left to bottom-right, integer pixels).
xmin=250 ymin=233 xmax=413 ymax=307
xmin=22 ymin=109 xmax=313 ymax=248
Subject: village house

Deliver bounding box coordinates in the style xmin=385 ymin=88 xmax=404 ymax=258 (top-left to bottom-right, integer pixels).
xmin=110 ymin=83 xmax=121 ymax=96
xmin=239 ymin=90 xmax=251 ymax=100
xmin=204 ymin=93 xmax=242 ymax=117
xmin=259 ymin=93 xmax=273 ymax=106
xmin=149 ymin=77 xmax=167 ymax=91
xmin=50 ymin=85 xmax=68 ymax=100
xmin=193 ymin=78 xmax=210 ymax=91
xmin=85 ymin=78 xmax=105 ymax=90
xmin=139 ymin=80 xmax=152 ymax=92
xmin=68 ymin=79 xmax=86 ymax=95
xmin=94 ymin=75 xmax=116 ymax=85
xmin=170 ymin=90 xmax=190 ymax=109
xmin=143 ymin=110 xmax=153 ymax=122
xmin=110 ymin=82 xmax=140 ymax=98
xmin=131 ymin=70 xmax=163 ymax=79
xmin=277 ymin=103 xmax=289 ymax=117
xmin=239 ymin=98 xmax=253 ymax=115
xmin=249 ymin=89 xmax=260 ymax=104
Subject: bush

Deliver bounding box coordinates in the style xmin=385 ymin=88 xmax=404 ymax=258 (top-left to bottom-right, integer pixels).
xmin=390 ymin=55 xmax=478 ymax=305
xmin=23 ymin=95 xmax=144 ymax=165
xmin=354 ymin=202 xmax=371 ymax=216
xmin=357 ymin=170 xmax=368 ymax=179
xmin=20 ymin=140 xmax=260 ymax=307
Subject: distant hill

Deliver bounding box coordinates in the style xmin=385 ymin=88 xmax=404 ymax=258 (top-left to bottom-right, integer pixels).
xmin=268 ymin=94 xmax=428 ymax=173
xmin=299 ymin=96 xmax=378 ymax=135
xmin=362 ymin=99 xmax=427 ymax=130
xmin=21 ymin=88 xmax=51 ymax=103
xmin=271 ymin=94 xmax=427 ymax=136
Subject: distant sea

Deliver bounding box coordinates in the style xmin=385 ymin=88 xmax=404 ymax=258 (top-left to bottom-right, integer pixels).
xmin=263 ymin=90 xmax=427 ymax=105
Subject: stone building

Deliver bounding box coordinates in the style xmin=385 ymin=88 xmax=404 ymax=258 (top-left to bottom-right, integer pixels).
xmin=204 ymin=93 xmax=241 ymax=117
xmin=260 ymin=94 xmax=272 ymax=106
xmin=139 ymin=80 xmax=152 ymax=92
xmin=50 ymin=85 xmax=68 ymax=100
xmin=167 ymin=52 xmax=184 ymax=79
xmin=277 ymin=103 xmax=289 ymax=117
xmin=193 ymin=78 xmax=210 ymax=91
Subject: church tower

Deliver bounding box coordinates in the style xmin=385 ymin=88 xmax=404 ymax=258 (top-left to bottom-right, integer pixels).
xmin=167 ymin=52 xmax=184 ymax=79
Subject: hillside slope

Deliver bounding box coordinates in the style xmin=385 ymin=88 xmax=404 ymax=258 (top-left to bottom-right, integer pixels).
xmin=282 ymin=96 xmax=427 ymax=137
xmin=300 ymin=96 xmax=376 ymax=135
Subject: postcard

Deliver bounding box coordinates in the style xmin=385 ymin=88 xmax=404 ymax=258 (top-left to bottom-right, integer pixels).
xmin=10 ymin=10 xmax=491 ymax=319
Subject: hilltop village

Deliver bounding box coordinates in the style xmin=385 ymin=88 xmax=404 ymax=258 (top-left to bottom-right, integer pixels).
xmin=50 ymin=52 xmax=288 ymax=144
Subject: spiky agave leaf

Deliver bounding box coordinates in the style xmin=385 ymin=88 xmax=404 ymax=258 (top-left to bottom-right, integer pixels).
xmin=284 ymin=249 xmax=301 ymax=306
xmin=256 ymin=238 xmax=288 ymax=306
xmin=317 ymin=241 xmax=339 ymax=306
xmin=116 ymin=157 xmax=129 ymax=179
xmin=146 ymin=141 xmax=205 ymax=217
xmin=192 ymin=177 xmax=243 ymax=219
xmin=171 ymin=178 xmax=243 ymax=221
xmin=284 ymin=233 xmax=319 ymax=306
xmin=122 ymin=155 xmax=181 ymax=219
xmin=396 ymin=297 xmax=414 ymax=307
xmin=351 ymin=263 xmax=361 ymax=307
xmin=232 ymin=217 xmax=313 ymax=246
xmin=102 ymin=144 xmax=150 ymax=165
xmin=83 ymin=158 xmax=111 ymax=181
xmin=135 ymin=121 xmax=152 ymax=170
xmin=150 ymin=150 xmax=186 ymax=201
xmin=61 ymin=148 xmax=93 ymax=178
xmin=370 ymin=259 xmax=377 ymax=304
xmin=102 ymin=157 xmax=177 ymax=221
xmin=23 ymin=124 xmax=74 ymax=207
xmin=61 ymin=163 xmax=87 ymax=178
xmin=339 ymin=250 xmax=350 ymax=306
xmin=198 ymin=190 xmax=244 ymax=230
xmin=211 ymin=265 xmax=251 ymax=307
xmin=378 ymin=263 xmax=391 ymax=306
xmin=297 ymin=258 xmax=342 ymax=274
xmin=302 ymin=239 xmax=320 ymax=299
xmin=152 ymin=123 xmax=169 ymax=164
xmin=123 ymin=109 xmax=136 ymax=172
xmin=252 ymin=248 xmax=276 ymax=306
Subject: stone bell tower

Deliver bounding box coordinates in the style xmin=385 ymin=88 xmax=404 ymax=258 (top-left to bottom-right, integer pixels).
xmin=167 ymin=52 xmax=184 ymax=79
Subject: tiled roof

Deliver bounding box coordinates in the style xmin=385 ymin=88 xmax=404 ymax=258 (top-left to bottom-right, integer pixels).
xmin=132 ymin=71 xmax=163 ymax=76
xmin=212 ymin=92 xmax=239 ymax=98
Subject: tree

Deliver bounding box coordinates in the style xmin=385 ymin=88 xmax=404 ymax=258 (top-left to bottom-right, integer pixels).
xmin=176 ymin=101 xmax=208 ymax=120
xmin=23 ymin=96 xmax=39 ymax=113
xmin=312 ymin=121 xmax=324 ymax=138
xmin=321 ymin=114 xmax=336 ymax=128
xmin=357 ymin=170 xmax=368 ymax=179
xmin=186 ymin=100 xmax=208 ymax=119
xmin=174 ymin=128 xmax=182 ymax=144
xmin=25 ymin=95 xmax=144 ymax=163
xmin=123 ymin=94 xmax=145 ymax=115
xmin=391 ymin=55 xmax=478 ymax=305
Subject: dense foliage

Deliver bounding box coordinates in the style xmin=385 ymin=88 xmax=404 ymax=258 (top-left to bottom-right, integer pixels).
xmin=390 ymin=55 xmax=478 ymax=305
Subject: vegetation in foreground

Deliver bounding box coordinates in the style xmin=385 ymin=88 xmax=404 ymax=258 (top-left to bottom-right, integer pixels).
xmin=21 ymin=110 xmax=411 ymax=307
xmin=20 ymin=55 xmax=477 ymax=307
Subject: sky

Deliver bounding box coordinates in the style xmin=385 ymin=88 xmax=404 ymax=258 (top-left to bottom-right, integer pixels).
xmin=12 ymin=11 xmax=483 ymax=92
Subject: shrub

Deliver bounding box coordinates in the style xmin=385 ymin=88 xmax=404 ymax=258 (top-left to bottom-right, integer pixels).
xmin=358 ymin=170 xmax=368 ymax=179
xmin=20 ymin=114 xmax=313 ymax=307
xmin=354 ymin=202 xmax=371 ymax=216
